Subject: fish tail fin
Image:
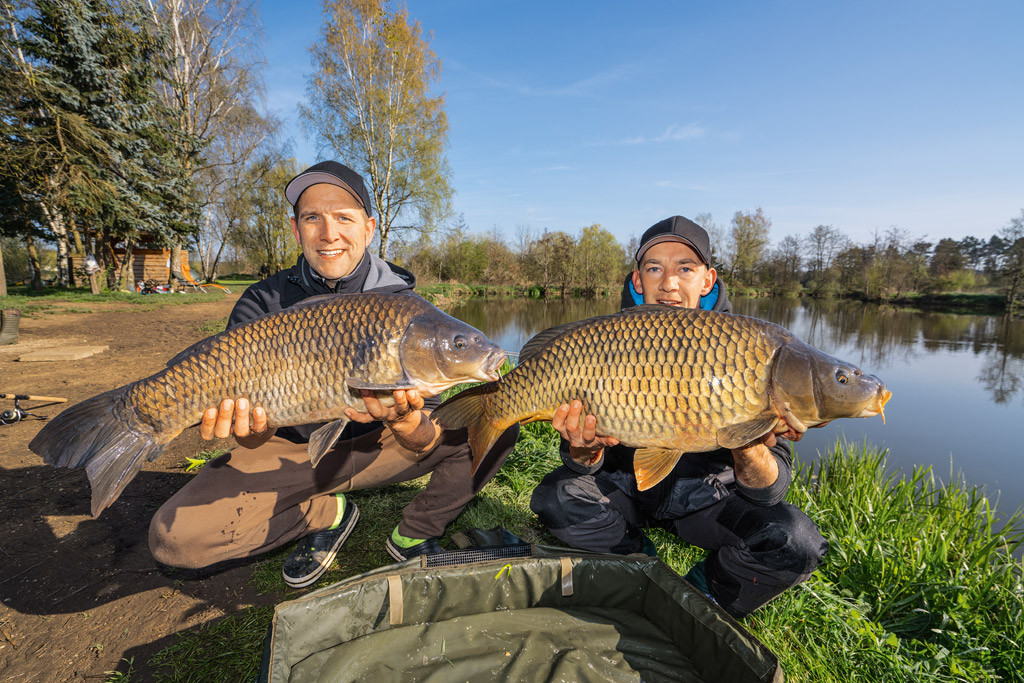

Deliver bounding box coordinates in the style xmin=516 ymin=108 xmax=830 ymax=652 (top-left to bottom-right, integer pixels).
xmin=431 ymin=385 xmax=512 ymax=474
xmin=28 ymin=387 xmax=166 ymax=517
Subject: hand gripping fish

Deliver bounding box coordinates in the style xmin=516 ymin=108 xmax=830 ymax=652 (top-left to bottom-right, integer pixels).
xmin=432 ymin=305 xmax=891 ymax=490
xmin=29 ymin=293 xmax=507 ymax=516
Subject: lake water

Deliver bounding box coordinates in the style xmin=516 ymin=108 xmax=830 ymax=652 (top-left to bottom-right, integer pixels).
xmin=450 ymin=297 xmax=1024 ymax=521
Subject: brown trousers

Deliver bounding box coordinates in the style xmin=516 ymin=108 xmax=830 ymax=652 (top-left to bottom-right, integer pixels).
xmin=149 ymin=425 xmax=518 ymax=569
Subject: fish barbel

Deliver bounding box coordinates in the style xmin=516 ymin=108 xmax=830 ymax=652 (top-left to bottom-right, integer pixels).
xmin=29 ymin=292 xmax=506 ymax=516
xmin=432 ymin=305 xmax=891 ymax=490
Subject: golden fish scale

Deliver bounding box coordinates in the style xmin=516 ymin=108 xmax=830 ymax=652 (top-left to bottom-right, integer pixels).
xmin=125 ymin=295 xmax=426 ymax=438
xmin=494 ymin=309 xmax=785 ymax=451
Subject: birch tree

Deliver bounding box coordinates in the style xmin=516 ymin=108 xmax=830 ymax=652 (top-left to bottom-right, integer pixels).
xmin=301 ymin=0 xmax=453 ymax=258
xmin=1000 ymin=210 xmax=1024 ymax=315
xmin=727 ymin=208 xmax=771 ymax=284
xmin=228 ymin=157 xmax=301 ymax=273
xmin=693 ymin=212 xmax=725 ymax=269
xmin=806 ymin=224 xmax=848 ymax=277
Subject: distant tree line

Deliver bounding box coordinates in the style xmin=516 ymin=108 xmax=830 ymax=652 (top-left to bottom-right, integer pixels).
xmin=392 ymin=207 xmax=1024 ymax=314
xmin=392 ymin=220 xmax=633 ymax=298
xmin=728 ymin=208 xmax=1024 ymax=314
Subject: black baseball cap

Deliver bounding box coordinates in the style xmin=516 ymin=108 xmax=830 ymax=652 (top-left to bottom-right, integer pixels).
xmin=285 ymin=161 xmax=374 ymax=216
xmin=635 ymin=216 xmax=711 ymax=266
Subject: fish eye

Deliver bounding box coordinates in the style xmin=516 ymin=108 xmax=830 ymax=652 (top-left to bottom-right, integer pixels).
xmin=836 ymin=370 xmax=849 ymax=385
xmin=454 ymin=335 xmax=467 ymax=349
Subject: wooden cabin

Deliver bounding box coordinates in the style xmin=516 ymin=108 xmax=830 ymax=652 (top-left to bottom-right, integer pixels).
xmin=69 ymin=235 xmax=196 ymax=287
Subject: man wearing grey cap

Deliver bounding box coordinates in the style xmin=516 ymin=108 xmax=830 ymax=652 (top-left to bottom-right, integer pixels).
xmin=148 ymin=161 xmax=517 ymax=588
xmin=530 ymin=215 xmax=828 ymax=619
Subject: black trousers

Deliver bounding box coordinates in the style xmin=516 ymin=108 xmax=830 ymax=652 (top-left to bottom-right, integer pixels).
xmin=530 ymin=465 xmax=828 ymax=618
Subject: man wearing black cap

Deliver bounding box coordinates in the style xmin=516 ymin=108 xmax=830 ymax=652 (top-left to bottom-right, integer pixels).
xmin=148 ymin=161 xmax=517 ymax=588
xmin=530 ymin=216 xmax=828 ymax=619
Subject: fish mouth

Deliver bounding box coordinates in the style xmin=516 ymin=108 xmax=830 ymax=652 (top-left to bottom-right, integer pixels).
xmin=878 ymin=388 xmax=892 ymax=424
xmin=477 ymin=348 xmax=507 ymax=382
xmin=856 ymin=387 xmax=892 ymax=421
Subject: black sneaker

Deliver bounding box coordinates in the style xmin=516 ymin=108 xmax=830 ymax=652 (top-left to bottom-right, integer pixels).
xmin=282 ymin=502 xmax=359 ymax=588
xmin=385 ymin=535 xmax=444 ymax=562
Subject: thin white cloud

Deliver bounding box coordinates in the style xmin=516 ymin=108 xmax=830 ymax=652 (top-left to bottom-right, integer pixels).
xmin=533 ymin=165 xmax=572 ymax=173
xmin=474 ymin=63 xmax=635 ymax=97
xmin=589 ymin=122 xmax=708 ymax=147
xmin=656 ymin=123 xmax=706 ymax=142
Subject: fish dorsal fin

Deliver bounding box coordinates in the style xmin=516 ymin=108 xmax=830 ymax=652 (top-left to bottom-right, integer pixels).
xmin=716 ymin=415 xmax=779 ymax=450
xmin=345 ymin=377 xmax=417 ymax=391
xmin=633 ymin=448 xmax=685 ymax=491
xmin=518 ymin=319 xmax=592 ymax=363
xmin=308 ymin=418 xmax=350 ymax=467
xmin=620 ymin=303 xmax=678 ymax=315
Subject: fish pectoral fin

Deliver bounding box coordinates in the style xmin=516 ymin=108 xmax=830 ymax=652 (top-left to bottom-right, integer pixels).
xmin=345 ymin=377 xmax=417 ymax=391
xmin=633 ymin=448 xmax=686 ymax=491
xmin=716 ymin=416 xmax=779 ymax=450
xmin=308 ymin=418 xmax=350 ymax=467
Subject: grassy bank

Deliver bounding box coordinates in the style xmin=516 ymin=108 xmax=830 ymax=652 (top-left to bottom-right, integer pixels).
xmin=0 ymin=284 xmax=228 ymax=316
xmin=142 ymin=434 xmax=1023 ymax=682
xmin=886 ymin=291 xmax=1007 ymax=315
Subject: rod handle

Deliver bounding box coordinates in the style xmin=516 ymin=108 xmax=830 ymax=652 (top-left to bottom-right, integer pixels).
xmin=0 ymin=394 xmax=68 ymax=402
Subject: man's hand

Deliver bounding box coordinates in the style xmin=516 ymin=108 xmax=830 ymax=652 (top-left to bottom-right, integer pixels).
xmin=346 ymin=389 xmax=440 ymax=453
xmin=730 ymin=432 xmax=779 ymax=489
xmin=200 ymin=397 xmax=275 ymax=449
xmin=552 ymin=399 xmax=619 ymax=466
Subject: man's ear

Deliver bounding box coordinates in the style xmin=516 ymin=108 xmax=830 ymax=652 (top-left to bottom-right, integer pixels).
xmin=631 ymin=269 xmax=643 ymax=295
xmin=365 ymin=215 xmax=376 ymax=243
xmin=291 ymin=216 xmax=300 ymax=245
xmin=701 ymin=267 xmax=718 ymax=296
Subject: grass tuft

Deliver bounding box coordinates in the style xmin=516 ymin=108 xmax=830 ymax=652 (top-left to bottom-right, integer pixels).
xmin=147 ymin=606 xmax=274 ymax=682
xmin=181 ymin=448 xmax=228 ymax=473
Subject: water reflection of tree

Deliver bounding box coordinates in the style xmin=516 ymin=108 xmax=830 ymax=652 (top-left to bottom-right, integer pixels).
xmin=976 ymin=320 xmax=1024 ymax=403
xmin=734 ymin=298 xmax=1024 ymax=402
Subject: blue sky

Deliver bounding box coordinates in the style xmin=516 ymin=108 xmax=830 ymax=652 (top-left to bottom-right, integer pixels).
xmin=260 ymin=1 xmax=1023 ymax=250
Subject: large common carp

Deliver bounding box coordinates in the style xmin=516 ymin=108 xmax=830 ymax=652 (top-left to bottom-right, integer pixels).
xmin=30 ymin=292 xmax=506 ymax=516
xmin=432 ymin=305 xmax=890 ymax=491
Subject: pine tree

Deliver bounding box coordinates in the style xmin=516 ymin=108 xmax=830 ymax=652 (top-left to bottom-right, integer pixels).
xmin=1 ymin=0 xmax=198 ymax=289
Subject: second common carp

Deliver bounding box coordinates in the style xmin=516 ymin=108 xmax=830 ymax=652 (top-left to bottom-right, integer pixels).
xmin=30 ymin=292 xmax=506 ymax=516
xmin=432 ymin=305 xmax=890 ymax=490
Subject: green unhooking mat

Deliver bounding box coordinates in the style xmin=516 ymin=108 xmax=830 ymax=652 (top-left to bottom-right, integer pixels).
xmin=260 ymin=545 xmax=782 ymax=682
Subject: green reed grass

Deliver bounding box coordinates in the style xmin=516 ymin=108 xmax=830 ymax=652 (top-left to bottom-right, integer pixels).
xmin=749 ymin=440 xmax=1024 ymax=682
xmin=150 ymin=432 xmax=1022 ymax=682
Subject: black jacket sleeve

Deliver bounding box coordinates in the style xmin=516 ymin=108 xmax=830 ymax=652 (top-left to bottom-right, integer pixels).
xmin=557 ymin=438 xmax=607 ymax=475
xmin=732 ymin=437 xmax=793 ymax=506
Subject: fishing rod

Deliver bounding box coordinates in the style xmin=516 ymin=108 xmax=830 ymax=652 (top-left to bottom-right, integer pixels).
xmin=0 ymin=393 xmax=67 ymax=425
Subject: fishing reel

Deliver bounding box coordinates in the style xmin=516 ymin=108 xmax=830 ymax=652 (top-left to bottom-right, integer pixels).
xmin=0 ymin=393 xmax=66 ymax=426
xmin=0 ymin=398 xmax=43 ymax=425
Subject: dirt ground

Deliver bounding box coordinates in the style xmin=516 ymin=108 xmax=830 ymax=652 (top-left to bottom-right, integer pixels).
xmin=0 ymin=294 xmax=277 ymax=681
